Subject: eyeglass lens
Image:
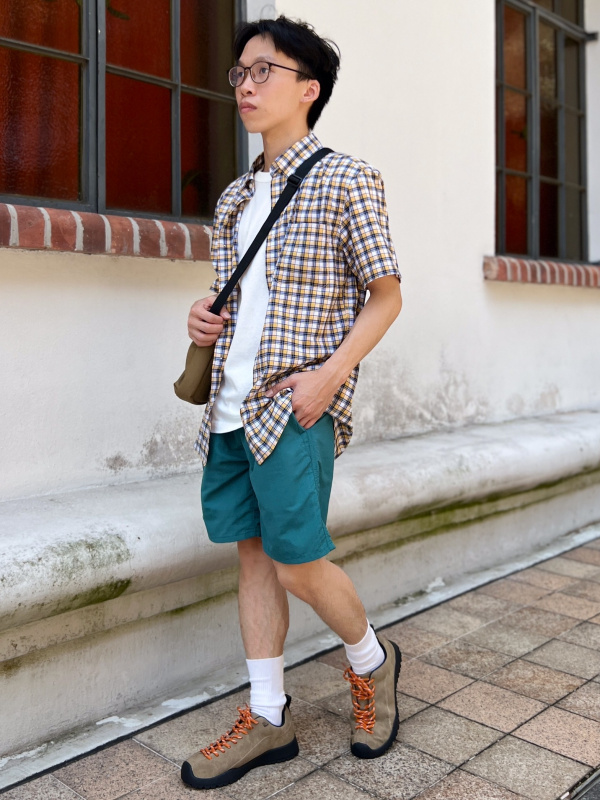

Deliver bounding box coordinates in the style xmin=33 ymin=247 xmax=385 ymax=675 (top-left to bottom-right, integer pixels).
xmin=228 ymin=61 xmax=271 ymax=87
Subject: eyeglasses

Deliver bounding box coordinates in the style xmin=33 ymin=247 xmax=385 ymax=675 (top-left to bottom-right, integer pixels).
xmin=228 ymin=60 xmax=311 ymax=88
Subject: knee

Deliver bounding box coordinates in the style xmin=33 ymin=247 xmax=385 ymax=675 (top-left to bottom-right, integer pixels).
xmin=238 ymin=538 xmax=271 ymax=572
xmin=273 ymin=561 xmax=311 ymax=599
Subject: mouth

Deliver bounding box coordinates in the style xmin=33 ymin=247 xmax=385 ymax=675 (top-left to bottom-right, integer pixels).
xmin=239 ymin=102 xmax=257 ymax=113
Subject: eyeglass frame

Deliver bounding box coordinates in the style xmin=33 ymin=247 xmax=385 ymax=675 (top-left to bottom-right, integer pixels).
xmin=227 ymin=60 xmax=313 ymax=88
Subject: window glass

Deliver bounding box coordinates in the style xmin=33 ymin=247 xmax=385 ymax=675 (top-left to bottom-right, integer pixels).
xmin=0 ymin=0 xmax=80 ymax=54
xmin=181 ymin=94 xmax=237 ymax=218
xmin=564 ymin=37 xmax=580 ymax=109
xmin=0 ymin=48 xmax=80 ymax=200
xmin=539 ymin=23 xmax=558 ymax=179
xmin=180 ymin=0 xmax=233 ymax=94
xmin=560 ymin=0 xmax=580 ymax=25
xmin=106 ymin=0 xmax=171 ymax=79
xmin=565 ymin=187 xmax=582 ymax=260
xmin=565 ymin=111 xmax=581 ymax=184
xmin=504 ymin=90 xmax=528 ymax=172
xmin=503 ymin=6 xmax=527 ymax=89
xmin=505 ymin=175 xmax=528 ymax=254
xmin=106 ymin=74 xmax=172 ymax=214
xmin=539 ymin=181 xmax=558 ymax=256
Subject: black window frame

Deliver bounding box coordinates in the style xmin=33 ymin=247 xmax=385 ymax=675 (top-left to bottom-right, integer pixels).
xmin=0 ymin=0 xmax=246 ymax=223
xmin=496 ymin=0 xmax=592 ymax=262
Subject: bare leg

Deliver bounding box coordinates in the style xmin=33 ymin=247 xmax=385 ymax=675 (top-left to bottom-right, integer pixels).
xmin=273 ymin=557 xmax=367 ymax=645
xmin=238 ymin=537 xmax=289 ymax=658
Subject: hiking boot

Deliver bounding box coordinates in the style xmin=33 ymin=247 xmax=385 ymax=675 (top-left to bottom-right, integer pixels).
xmin=344 ymin=636 xmax=402 ymax=759
xmin=180 ymin=695 xmax=299 ymax=789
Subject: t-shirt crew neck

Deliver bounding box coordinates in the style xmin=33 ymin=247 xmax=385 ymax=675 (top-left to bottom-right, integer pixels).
xmin=211 ymin=170 xmax=273 ymax=433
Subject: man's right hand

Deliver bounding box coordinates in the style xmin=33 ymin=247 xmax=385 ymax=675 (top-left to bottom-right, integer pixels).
xmin=187 ymin=295 xmax=231 ymax=347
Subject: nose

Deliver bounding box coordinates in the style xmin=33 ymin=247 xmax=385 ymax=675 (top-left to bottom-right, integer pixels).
xmin=239 ymin=70 xmax=255 ymax=92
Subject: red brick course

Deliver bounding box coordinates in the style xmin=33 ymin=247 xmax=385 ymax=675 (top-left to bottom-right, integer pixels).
xmin=0 ymin=203 xmax=211 ymax=262
xmin=484 ymin=255 xmax=600 ymax=289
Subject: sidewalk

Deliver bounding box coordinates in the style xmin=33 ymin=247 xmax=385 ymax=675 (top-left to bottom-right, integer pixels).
xmin=4 ymin=540 xmax=600 ymax=800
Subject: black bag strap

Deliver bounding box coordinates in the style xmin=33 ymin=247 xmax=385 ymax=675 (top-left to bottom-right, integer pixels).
xmin=211 ymin=147 xmax=333 ymax=315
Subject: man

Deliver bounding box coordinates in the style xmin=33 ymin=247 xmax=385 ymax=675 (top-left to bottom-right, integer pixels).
xmin=181 ymin=15 xmax=402 ymax=790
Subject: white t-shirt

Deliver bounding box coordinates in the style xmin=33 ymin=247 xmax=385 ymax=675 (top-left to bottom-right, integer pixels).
xmin=211 ymin=170 xmax=272 ymax=433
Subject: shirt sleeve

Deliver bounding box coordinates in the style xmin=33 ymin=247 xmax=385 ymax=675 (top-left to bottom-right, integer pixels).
xmin=339 ymin=165 xmax=401 ymax=289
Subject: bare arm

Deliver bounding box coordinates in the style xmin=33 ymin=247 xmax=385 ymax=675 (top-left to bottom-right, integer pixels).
xmin=266 ymin=275 xmax=402 ymax=428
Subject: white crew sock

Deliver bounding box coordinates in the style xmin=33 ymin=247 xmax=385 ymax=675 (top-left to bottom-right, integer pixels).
xmin=246 ymin=655 xmax=286 ymax=726
xmin=343 ymin=622 xmax=385 ymax=676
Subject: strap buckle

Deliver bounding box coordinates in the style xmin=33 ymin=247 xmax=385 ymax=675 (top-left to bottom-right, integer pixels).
xmin=287 ymin=173 xmax=302 ymax=187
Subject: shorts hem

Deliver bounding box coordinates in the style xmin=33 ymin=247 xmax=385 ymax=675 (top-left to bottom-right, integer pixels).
xmin=207 ymin=528 xmax=260 ymax=545
xmin=263 ymin=536 xmax=336 ymax=565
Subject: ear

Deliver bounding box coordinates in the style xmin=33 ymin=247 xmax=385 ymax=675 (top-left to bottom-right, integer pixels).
xmin=301 ymin=79 xmax=320 ymax=106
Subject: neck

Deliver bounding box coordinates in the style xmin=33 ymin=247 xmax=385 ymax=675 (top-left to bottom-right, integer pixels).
xmin=261 ymin=122 xmax=311 ymax=170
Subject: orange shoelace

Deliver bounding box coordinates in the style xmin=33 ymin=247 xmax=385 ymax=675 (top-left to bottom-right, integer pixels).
xmin=201 ymin=705 xmax=259 ymax=760
xmin=344 ymin=667 xmax=376 ymax=733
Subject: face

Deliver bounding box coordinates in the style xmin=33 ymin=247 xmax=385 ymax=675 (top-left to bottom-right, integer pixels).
xmin=234 ymin=35 xmax=319 ymax=136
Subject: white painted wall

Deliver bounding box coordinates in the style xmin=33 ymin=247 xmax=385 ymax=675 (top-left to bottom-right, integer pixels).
xmin=1 ymin=0 xmax=599 ymax=501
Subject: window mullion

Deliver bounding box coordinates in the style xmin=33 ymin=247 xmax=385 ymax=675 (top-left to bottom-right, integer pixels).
xmin=84 ymin=0 xmax=98 ymax=211
xmin=497 ymin=2 xmax=506 ymax=254
xmin=97 ymin=0 xmax=107 ymax=213
xmin=171 ymin=0 xmax=182 ymax=218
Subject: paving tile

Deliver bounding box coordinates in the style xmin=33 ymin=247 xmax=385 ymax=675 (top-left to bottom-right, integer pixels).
xmin=524 ymin=639 xmax=600 ymax=679
xmin=422 ymin=639 xmax=513 ymax=679
xmin=446 ymin=592 xmax=519 ymax=621
xmin=585 ymin=538 xmax=600 ymax=551
xmin=510 ymin=567 xmax=576 ymax=591
xmin=284 ymin=661 xmax=347 ymax=704
xmin=563 ymin=580 xmax=600 ymax=603
xmin=408 ymin=606 xmax=485 ymax=638
xmin=463 ymin=620 xmax=551 ymax=658
xmin=514 ymin=706 xmax=600 ymax=766
xmin=475 ymin=578 xmax=549 ymax=604
xmin=501 ymin=606 xmax=578 ymax=637
xmin=487 ymin=659 xmax=585 ymax=703
xmin=316 ymin=647 xmax=348 ymax=672
xmin=222 ymin=756 xmax=316 ymax=800
xmin=326 ymin=742 xmax=453 ymax=800
xmin=563 ymin=547 xmax=600 ymax=567
xmin=536 ymin=556 xmax=600 ymax=580
xmin=438 ymin=681 xmax=546 ymax=733
xmin=558 ymin=680 xmax=600 ymax=723
xmin=291 ymin=698 xmax=350 ymax=766
xmin=382 ymin=621 xmax=450 ymax=657
xmin=399 ymin=660 xmax=473 ymax=704
xmin=532 ymin=592 xmax=600 ymax=620
xmin=136 ymin=690 xmax=248 ymax=765
xmin=592 ymin=614 xmax=600 ymax=625
xmin=119 ymin=768 xmax=232 ymax=798
xmin=463 ymin=735 xmax=589 ymax=800
xmin=1 ymin=776 xmax=84 ymax=799
xmin=398 ymin=707 xmax=502 ymax=765
xmin=267 ymin=768 xmax=376 ymax=800
xmin=412 ymin=769 xmax=525 ymax=799
xmin=52 ymin=740 xmax=175 ymax=800
xmin=559 ymin=621 xmax=600 ymax=651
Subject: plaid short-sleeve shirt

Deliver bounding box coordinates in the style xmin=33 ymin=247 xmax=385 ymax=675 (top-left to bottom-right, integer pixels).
xmin=195 ymin=132 xmax=400 ymax=466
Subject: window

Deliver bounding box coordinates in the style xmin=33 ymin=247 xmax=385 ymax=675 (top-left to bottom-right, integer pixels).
xmin=496 ymin=0 xmax=590 ymax=261
xmin=0 ymin=0 xmax=241 ymax=221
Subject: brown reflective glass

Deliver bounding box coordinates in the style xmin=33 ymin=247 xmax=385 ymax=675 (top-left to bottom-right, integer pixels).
xmin=503 ymin=7 xmax=527 ymax=89
xmin=0 ymin=0 xmax=80 ymax=54
xmin=180 ymin=0 xmax=234 ymax=94
xmin=565 ymin=187 xmax=582 ymax=260
xmin=504 ymin=90 xmax=528 ymax=172
xmin=0 ymin=48 xmax=80 ymax=200
xmin=181 ymin=93 xmax=237 ymax=219
xmin=560 ymin=0 xmax=580 ymax=25
xmin=539 ymin=181 xmax=558 ymax=257
xmin=106 ymin=0 xmax=170 ymax=79
xmin=535 ymin=0 xmax=554 ymax=11
xmin=105 ymin=74 xmax=171 ymax=214
xmin=505 ymin=175 xmax=528 ymax=254
xmin=564 ymin=38 xmax=580 ymax=110
xmin=565 ymin=111 xmax=581 ymax=184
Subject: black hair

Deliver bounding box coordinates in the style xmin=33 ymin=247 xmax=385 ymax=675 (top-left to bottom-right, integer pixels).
xmin=233 ymin=15 xmax=340 ymax=130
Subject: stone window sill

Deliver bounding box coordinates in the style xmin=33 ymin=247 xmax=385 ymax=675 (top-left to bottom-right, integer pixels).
xmin=484 ymin=255 xmax=600 ymax=289
xmin=0 ymin=202 xmax=211 ymax=262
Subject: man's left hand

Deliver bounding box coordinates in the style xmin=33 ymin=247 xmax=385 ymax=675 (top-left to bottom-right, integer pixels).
xmin=266 ymin=369 xmax=338 ymax=429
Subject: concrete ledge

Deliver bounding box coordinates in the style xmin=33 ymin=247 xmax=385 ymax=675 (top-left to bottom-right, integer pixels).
xmin=1 ymin=410 xmax=600 ymax=760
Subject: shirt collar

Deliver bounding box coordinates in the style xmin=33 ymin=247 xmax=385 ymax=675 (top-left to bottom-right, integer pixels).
xmin=248 ymin=131 xmax=324 ymax=183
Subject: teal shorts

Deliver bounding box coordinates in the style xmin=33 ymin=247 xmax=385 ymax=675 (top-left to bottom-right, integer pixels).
xmin=201 ymin=413 xmax=335 ymax=564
